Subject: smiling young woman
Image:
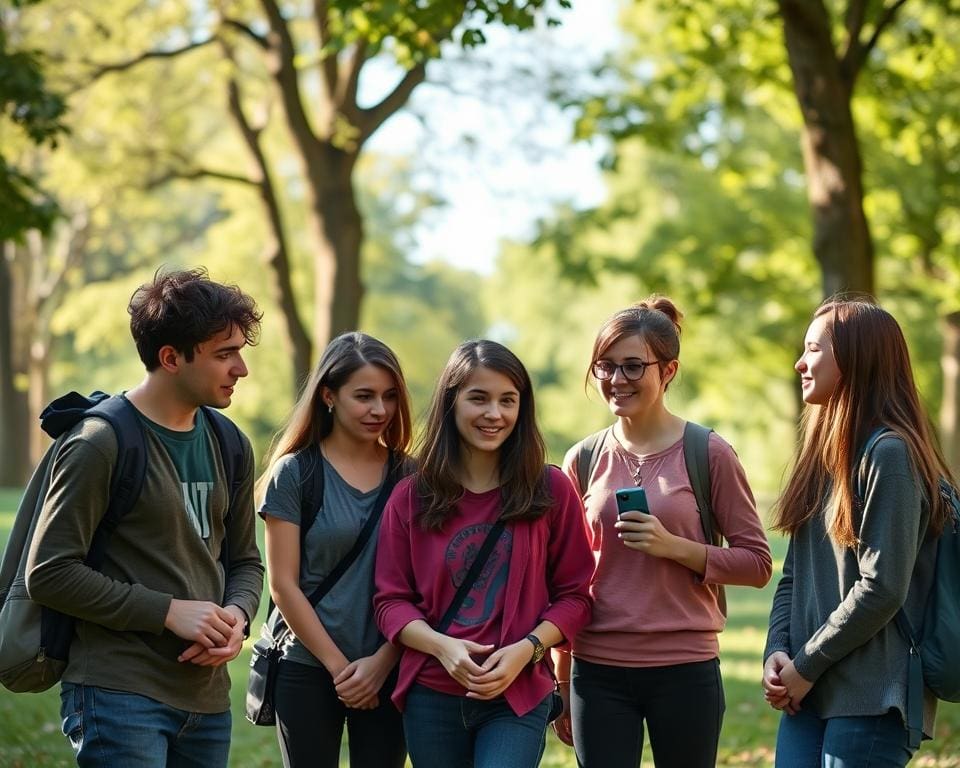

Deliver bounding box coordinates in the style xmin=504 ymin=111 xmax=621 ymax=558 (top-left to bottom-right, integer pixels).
xmin=256 ymin=332 xmax=413 ymax=768
xmin=763 ymin=298 xmax=955 ymax=767
xmin=555 ymin=296 xmax=772 ymax=768
xmin=373 ymin=339 xmax=594 ymax=768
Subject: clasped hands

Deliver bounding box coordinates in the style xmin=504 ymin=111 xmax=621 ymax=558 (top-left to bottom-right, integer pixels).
xmin=434 ymin=636 xmax=532 ymax=700
xmin=164 ymin=598 xmax=246 ymax=668
xmin=762 ymin=651 xmax=813 ymax=715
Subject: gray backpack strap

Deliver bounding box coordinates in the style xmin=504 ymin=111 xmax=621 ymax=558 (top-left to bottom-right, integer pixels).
xmin=682 ymin=421 xmax=718 ymax=546
xmin=576 ymin=427 xmax=612 ymax=497
xmin=683 ymin=421 xmax=726 ymax=616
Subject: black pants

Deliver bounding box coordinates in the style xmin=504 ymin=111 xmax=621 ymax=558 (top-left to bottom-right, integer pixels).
xmin=274 ymin=658 xmax=405 ymax=768
xmin=570 ymin=657 xmax=725 ymax=768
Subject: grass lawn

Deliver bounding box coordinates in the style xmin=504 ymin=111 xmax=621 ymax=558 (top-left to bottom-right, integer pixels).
xmin=1 ymin=485 xmax=958 ymax=766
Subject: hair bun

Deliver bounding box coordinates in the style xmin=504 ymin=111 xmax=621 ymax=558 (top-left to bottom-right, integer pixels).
xmin=635 ymin=294 xmax=683 ymax=336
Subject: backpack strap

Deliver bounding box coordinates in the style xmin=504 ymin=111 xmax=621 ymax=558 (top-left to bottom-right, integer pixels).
xmin=854 ymin=429 xmax=913 ymax=646
xmin=682 ymin=421 xmax=726 ymax=617
xmin=202 ymin=407 xmax=245 ymax=600
xmin=575 ymin=427 xmax=612 ymax=497
xmin=682 ymin=421 xmax=718 ymax=547
xmin=854 ymin=427 xmax=925 ymax=746
xmin=82 ymin=396 xmax=148 ymax=569
xmin=295 ymin=444 xmax=324 ymax=552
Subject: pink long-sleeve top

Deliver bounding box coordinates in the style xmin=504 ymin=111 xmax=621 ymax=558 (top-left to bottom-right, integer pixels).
xmin=562 ymin=429 xmax=772 ymax=667
xmin=374 ymin=467 xmax=594 ymax=716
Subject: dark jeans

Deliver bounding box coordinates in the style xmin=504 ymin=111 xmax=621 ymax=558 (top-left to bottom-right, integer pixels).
xmin=59 ymin=683 xmax=231 ymax=768
xmin=274 ymin=658 xmax=405 ymax=768
xmin=570 ymin=656 xmax=725 ymax=768
xmin=402 ymin=683 xmax=552 ymax=768
xmin=775 ymin=707 xmax=916 ymax=767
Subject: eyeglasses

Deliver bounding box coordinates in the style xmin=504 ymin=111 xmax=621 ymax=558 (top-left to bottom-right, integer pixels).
xmin=591 ymin=359 xmax=659 ymax=381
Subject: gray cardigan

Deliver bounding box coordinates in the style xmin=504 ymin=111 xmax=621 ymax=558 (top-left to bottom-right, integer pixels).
xmin=764 ymin=436 xmax=938 ymax=737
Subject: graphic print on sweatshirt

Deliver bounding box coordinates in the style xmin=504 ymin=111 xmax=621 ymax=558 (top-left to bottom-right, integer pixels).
xmin=182 ymin=481 xmax=215 ymax=539
xmin=445 ymin=523 xmax=513 ymax=627
xmin=137 ymin=407 xmax=218 ymax=543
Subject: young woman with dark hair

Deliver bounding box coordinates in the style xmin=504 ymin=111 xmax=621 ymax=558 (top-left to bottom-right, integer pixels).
xmin=556 ymin=296 xmax=772 ymax=768
xmin=257 ymin=332 xmax=413 ymax=768
xmin=763 ymin=298 xmax=953 ymax=767
xmin=374 ymin=339 xmax=594 ymax=768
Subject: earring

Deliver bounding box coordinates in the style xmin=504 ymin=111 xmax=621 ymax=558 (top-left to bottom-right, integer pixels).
xmin=327 ymin=403 xmax=333 ymax=414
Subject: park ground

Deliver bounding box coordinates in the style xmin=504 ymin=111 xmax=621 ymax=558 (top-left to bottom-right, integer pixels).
xmin=1 ymin=488 xmax=958 ymax=767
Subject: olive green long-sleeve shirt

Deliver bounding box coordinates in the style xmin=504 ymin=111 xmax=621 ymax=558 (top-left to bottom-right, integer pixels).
xmin=26 ymin=415 xmax=263 ymax=713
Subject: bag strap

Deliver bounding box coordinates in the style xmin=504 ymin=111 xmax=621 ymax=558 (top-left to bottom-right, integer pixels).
xmin=267 ymin=452 xmax=401 ymax=641
xmin=854 ymin=427 xmax=924 ymax=747
xmin=575 ymin=427 xmax=611 ymax=497
xmin=303 ymin=453 xmax=400 ymax=606
xmin=436 ymin=519 xmax=507 ymax=634
xmin=83 ymin=396 xmax=148 ymax=570
xmin=295 ymin=444 xmax=325 ymax=553
xmin=203 ymin=407 xmax=245 ymax=593
xmin=682 ymin=421 xmax=718 ymax=547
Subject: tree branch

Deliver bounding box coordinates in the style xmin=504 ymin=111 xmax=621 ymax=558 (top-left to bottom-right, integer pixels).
xmin=86 ymin=38 xmax=218 ymax=80
xmin=145 ymin=167 xmax=258 ymax=190
xmin=258 ymin=0 xmax=321 ymax=149
xmin=840 ymin=0 xmax=867 ymax=64
xmin=337 ymin=40 xmax=367 ymax=112
xmin=357 ymin=62 xmax=427 ymax=145
xmin=314 ymin=0 xmax=339 ymax=100
xmin=221 ymin=17 xmax=270 ymax=51
xmin=220 ymin=44 xmax=313 ymax=385
xmin=843 ymin=0 xmax=909 ymax=78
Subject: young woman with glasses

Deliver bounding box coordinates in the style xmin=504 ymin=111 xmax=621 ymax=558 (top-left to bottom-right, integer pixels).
xmin=554 ymin=296 xmax=773 ymax=768
xmin=762 ymin=299 xmax=953 ymax=766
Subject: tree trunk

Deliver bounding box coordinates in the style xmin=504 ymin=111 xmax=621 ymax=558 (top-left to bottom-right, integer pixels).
xmin=222 ymin=71 xmax=312 ymax=394
xmin=941 ymin=311 xmax=960 ymax=477
xmin=0 ymin=244 xmax=30 ymax=485
xmin=779 ymin=0 xmax=874 ymax=298
xmin=28 ymin=335 xmax=49 ymax=468
xmin=304 ymin=146 xmax=363 ymax=349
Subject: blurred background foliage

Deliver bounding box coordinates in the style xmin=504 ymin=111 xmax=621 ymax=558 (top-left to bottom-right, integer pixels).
xmin=1 ymin=0 xmax=959 ymax=496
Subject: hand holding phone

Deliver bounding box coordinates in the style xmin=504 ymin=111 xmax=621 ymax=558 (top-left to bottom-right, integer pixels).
xmin=615 ymin=487 xmax=650 ymax=518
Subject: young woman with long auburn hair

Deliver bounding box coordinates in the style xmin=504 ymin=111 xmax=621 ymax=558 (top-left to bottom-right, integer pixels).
xmin=257 ymin=332 xmax=413 ymax=768
xmin=763 ymin=298 xmax=953 ymax=767
xmin=556 ymin=296 xmax=772 ymax=768
xmin=373 ymin=339 xmax=594 ymax=768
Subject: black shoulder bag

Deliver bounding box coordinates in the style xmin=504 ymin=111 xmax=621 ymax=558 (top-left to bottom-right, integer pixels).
xmin=245 ymin=452 xmax=401 ymax=726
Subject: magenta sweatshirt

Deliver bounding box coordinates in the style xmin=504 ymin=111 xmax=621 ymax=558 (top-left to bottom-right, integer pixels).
xmin=374 ymin=467 xmax=594 ymax=715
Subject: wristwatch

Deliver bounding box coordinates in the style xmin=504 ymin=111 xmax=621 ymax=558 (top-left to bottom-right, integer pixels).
xmin=525 ymin=633 xmax=545 ymax=664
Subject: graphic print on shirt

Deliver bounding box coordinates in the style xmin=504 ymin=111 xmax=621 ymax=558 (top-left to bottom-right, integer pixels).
xmin=445 ymin=523 xmax=513 ymax=627
xmin=182 ymin=481 xmax=215 ymax=539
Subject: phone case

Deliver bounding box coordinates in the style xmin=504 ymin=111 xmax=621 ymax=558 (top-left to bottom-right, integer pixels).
xmin=615 ymin=487 xmax=649 ymax=516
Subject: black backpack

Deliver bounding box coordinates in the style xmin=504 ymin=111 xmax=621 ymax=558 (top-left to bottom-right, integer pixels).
xmin=573 ymin=421 xmax=726 ymax=614
xmin=0 ymin=391 xmax=244 ymax=693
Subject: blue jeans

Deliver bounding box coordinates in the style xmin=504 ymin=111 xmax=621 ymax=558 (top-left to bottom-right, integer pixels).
xmin=59 ymin=683 xmax=232 ymax=768
xmin=775 ymin=707 xmax=916 ymax=767
xmin=402 ymin=684 xmax=551 ymax=768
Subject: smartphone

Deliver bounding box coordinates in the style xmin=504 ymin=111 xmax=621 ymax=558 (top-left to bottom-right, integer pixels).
xmin=615 ymin=487 xmax=650 ymax=517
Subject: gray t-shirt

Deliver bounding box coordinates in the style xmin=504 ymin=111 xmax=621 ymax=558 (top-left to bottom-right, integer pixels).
xmin=259 ymin=453 xmax=385 ymax=666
